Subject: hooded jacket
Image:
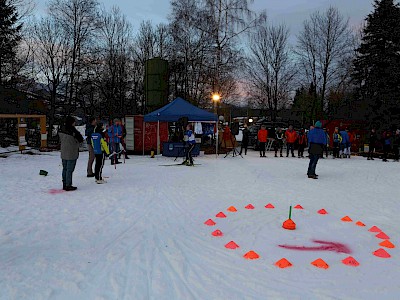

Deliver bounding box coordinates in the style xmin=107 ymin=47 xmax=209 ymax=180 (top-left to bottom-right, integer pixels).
xmin=59 ymin=126 xmax=84 ymax=160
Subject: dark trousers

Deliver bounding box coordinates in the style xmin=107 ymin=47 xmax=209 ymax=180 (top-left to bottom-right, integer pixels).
xmin=110 ymin=142 xmax=120 ymax=163
xmin=368 ymin=145 xmax=375 ymax=159
xmin=62 ymin=159 xmax=77 ymax=187
xmin=240 ymin=142 xmax=248 ymax=155
xmin=298 ymin=145 xmax=305 ymax=157
xmin=393 ymin=146 xmax=399 ymax=161
xmin=95 ymin=153 xmax=106 ymax=180
xmin=287 ymin=143 xmax=295 ymax=157
xmin=259 ymin=142 xmax=266 ymax=156
xmin=307 ymin=154 xmax=320 ymax=176
xmin=333 ymin=142 xmax=340 ymax=158
xmin=383 ymin=145 xmax=391 ymax=161
xmin=275 ymin=141 xmax=283 ymax=156
xmin=324 ymin=145 xmax=329 ymax=157
xmin=87 ymin=144 xmax=95 ymax=175
xmin=186 ymin=143 xmax=195 ymax=163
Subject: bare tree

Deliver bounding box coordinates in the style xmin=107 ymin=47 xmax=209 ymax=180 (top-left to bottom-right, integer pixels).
xmin=31 ymin=16 xmax=70 ymax=132
xmin=296 ymin=7 xmax=353 ymax=114
xmin=246 ymin=22 xmax=295 ymax=120
xmin=48 ymin=0 xmax=99 ymax=113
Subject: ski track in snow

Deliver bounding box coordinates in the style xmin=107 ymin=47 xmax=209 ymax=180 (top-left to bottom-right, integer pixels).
xmin=0 ymin=152 xmax=399 ymax=299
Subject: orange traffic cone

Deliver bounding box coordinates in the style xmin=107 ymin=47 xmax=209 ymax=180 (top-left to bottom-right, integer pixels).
xmin=311 ymin=258 xmax=329 ymax=269
xmin=355 ymin=221 xmax=366 ymax=227
xmin=225 ymin=241 xmax=239 ymax=249
xmin=341 ymin=216 xmax=353 ymax=222
xmin=379 ymin=240 xmax=395 ymax=249
xmin=265 ymin=203 xmax=275 ymax=209
xmin=373 ymin=248 xmax=391 ymax=258
xmin=245 ymin=204 xmax=255 ymax=210
xmin=212 ymin=230 xmax=223 ymax=237
xmin=204 ymin=219 xmax=216 ymax=226
xmin=243 ymin=251 xmax=260 ymax=260
xmin=275 ymin=258 xmax=293 ymax=268
xmin=283 ymin=206 xmax=296 ymax=230
xmin=342 ymin=256 xmax=360 ymax=267
xmin=227 ymin=206 xmax=238 ymax=212
xmin=216 ymin=212 xmax=227 ymax=218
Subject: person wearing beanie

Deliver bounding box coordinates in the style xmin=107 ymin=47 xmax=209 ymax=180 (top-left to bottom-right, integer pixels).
xmin=285 ymin=125 xmax=297 ymax=157
xmin=297 ymin=128 xmax=307 ymax=158
xmin=257 ymin=125 xmax=268 ymax=157
xmin=108 ymin=118 xmax=123 ymax=165
xmin=59 ymin=116 xmax=84 ymax=191
xmin=91 ymin=123 xmax=110 ymax=184
xmin=306 ymin=121 xmax=327 ymax=179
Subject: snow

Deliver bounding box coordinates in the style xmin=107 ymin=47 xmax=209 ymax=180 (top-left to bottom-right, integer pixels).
xmin=0 ymin=151 xmax=399 ymax=299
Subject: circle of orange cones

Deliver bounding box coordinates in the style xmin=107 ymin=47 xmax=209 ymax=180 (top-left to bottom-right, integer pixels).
xmin=204 ymin=203 xmax=395 ymax=268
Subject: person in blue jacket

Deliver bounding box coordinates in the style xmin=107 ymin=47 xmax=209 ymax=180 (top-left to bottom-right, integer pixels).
xmin=91 ymin=123 xmax=110 ymax=184
xmin=307 ymin=121 xmax=327 ymax=179
xmin=184 ymin=124 xmax=196 ymax=166
xmin=339 ymin=129 xmax=350 ymax=158
xmin=108 ymin=118 xmax=123 ymax=165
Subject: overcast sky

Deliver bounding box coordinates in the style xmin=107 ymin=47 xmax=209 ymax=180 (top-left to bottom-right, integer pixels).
xmin=35 ymin=0 xmax=376 ymax=42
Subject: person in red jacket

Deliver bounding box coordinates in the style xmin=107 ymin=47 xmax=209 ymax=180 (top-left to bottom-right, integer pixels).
xmin=258 ymin=125 xmax=268 ymax=157
xmin=297 ymin=128 xmax=307 ymax=158
xmin=285 ymin=125 xmax=298 ymax=157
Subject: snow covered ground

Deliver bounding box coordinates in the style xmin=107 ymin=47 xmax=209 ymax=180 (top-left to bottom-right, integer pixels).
xmin=0 ymin=151 xmax=399 ymax=300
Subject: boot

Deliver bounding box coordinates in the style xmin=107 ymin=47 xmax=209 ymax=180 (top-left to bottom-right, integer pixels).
xmin=65 ymin=186 xmax=77 ymax=191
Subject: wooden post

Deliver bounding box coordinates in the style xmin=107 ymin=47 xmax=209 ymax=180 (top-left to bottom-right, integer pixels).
xmin=40 ymin=116 xmax=47 ymax=148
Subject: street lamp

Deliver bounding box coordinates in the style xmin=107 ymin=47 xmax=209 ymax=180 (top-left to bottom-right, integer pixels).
xmin=212 ymin=93 xmax=221 ymax=158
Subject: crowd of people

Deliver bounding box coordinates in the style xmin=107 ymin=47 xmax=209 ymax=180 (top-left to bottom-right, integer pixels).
xmin=59 ymin=116 xmax=131 ymax=191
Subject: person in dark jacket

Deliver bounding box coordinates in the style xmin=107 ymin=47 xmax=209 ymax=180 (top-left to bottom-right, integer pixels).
xmin=297 ymin=129 xmax=307 ymax=158
xmin=59 ymin=116 xmax=84 ymax=191
xmin=367 ymin=128 xmax=377 ymax=160
xmin=239 ymin=124 xmax=250 ymax=155
xmin=393 ymin=129 xmax=400 ymax=162
xmin=85 ymin=117 xmax=97 ymax=177
xmin=307 ymin=121 xmax=327 ymax=179
xmin=274 ymin=127 xmax=284 ymax=157
xmin=382 ymin=131 xmax=392 ymax=162
xmin=91 ymin=123 xmax=110 ymax=184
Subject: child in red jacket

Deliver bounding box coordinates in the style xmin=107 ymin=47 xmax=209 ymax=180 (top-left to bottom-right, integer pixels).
xmin=258 ymin=125 xmax=268 ymax=157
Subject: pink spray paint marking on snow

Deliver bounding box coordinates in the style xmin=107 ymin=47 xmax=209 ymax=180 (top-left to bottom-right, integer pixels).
xmin=279 ymin=240 xmax=352 ymax=254
xmin=48 ymin=189 xmax=66 ymax=195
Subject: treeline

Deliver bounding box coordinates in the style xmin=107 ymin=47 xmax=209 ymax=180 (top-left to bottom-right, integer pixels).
xmin=1 ymin=0 xmax=399 ymax=130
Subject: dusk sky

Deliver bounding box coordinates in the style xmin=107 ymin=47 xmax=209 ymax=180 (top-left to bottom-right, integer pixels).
xmin=35 ymin=0 xmax=376 ymax=42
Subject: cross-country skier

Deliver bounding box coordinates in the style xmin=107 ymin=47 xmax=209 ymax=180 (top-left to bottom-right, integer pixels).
xmin=339 ymin=129 xmax=350 ymax=158
xmin=85 ymin=117 xmax=97 ymax=177
xmin=184 ymin=124 xmax=196 ymax=166
xmin=91 ymin=123 xmax=110 ymax=184
xmin=332 ymin=127 xmax=342 ymax=159
xmin=108 ymin=118 xmax=123 ymax=165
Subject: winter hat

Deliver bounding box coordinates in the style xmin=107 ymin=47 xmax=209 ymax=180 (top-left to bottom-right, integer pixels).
xmin=65 ymin=116 xmax=76 ymax=127
xmin=315 ymin=121 xmax=322 ymax=128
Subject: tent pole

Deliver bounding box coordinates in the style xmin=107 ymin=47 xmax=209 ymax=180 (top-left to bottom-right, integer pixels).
xmin=216 ymin=121 xmax=218 ymax=159
xmin=157 ymin=121 xmax=160 ymax=155
xmin=142 ymin=120 xmax=145 ymax=156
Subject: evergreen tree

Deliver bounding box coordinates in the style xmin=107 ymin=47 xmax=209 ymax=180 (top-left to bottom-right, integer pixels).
xmin=353 ymin=0 xmax=400 ymax=127
xmin=0 ymin=0 xmax=22 ymax=85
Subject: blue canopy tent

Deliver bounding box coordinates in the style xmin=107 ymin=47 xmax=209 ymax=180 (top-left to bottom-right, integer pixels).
xmin=143 ymin=97 xmax=218 ymax=156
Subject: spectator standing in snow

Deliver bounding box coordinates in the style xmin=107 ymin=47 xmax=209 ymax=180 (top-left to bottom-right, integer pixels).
xmin=108 ymin=118 xmax=123 ymax=165
xmin=297 ymin=128 xmax=307 ymax=158
xmin=323 ymin=128 xmax=330 ymax=158
xmin=382 ymin=130 xmax=392 ymax=162
xmin=274 ymin=127 xmax=284 ymax=157
xmin=285 ymin=125 xmax=297 ymax=157
xmin=239 ymin=124 xmax=250 ymax=155
xmin=367 ymin=128 xmax=377 ymax=160
xmin=184 ymin=124 xmax=196 ymax=166
xmin=59 ymin=116 xmax=84 ymax=191
xmin=91 ymin=123 xmax=110 ymax=184
xmin=258 ymin=125 xmax=268 ymax=157
xmin=307 ymin=121 xmax=327 ymax=179
xmin=392 ymin=129 xmax=400 ymax=162
xmin=332 ymin=127 xmax=342 ymax=159
xmin=85 ymin=117 xmax=97 ymax=177
xmin=340 ymin=129 xmax=350 ymax=158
